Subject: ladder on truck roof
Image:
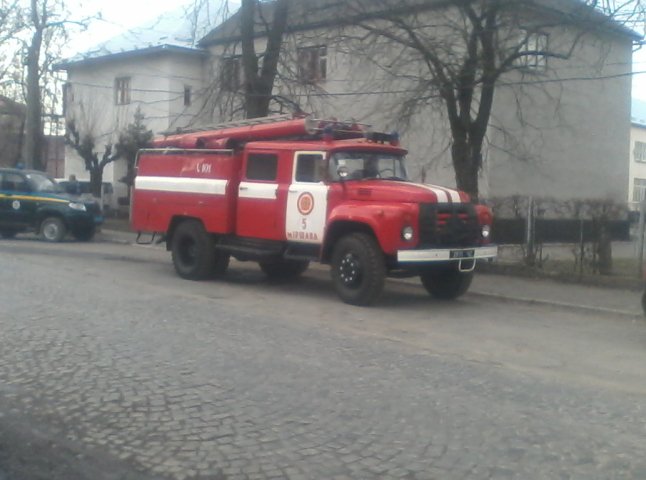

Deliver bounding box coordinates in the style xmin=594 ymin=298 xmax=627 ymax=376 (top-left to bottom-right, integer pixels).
xmin=161 ymin=114 xmax=372 ymax=137
xmin=162 ymin=114 xmax=296 ymax=136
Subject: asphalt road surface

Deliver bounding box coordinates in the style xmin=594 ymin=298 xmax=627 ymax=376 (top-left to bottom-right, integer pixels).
xmin=1 ymin=238 xmax=646 ymax=480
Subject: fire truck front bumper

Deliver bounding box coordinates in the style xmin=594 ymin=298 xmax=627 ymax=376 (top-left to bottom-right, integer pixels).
xmin=397 ymin=245 xmax=498 ymax=264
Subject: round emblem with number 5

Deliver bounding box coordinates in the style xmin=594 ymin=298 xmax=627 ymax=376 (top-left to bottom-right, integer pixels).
xmin=297 ymin=192 xmax=314 ymax=216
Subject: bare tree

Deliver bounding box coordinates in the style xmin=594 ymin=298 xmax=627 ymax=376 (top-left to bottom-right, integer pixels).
xmin=0 ymin=0 xmax=24 ymax=85
xmin=340 ymin=0 xmax=644 ymax=201
xmin=198 ymin=0 xmax=292 ymax=120
xmin=240 ymin=0 xmax=290 ymax=118
xmin=21 ymin=0 xmax=90 ymax=171
xmin=65 ymin=120 xmax=119 ymax=197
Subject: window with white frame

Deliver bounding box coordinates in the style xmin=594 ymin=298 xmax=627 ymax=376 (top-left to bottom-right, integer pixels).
xmin=634 ymin=178 xmax=646 ymax=202
xmin=222 ymin=56 xmax=243 ymax=91
xmin=517 ymin=32 xmax=548 ymax=71
xmin=114 ymin=77 xmax=131 ymax=105
xmin=634 ymin=141 xmax=646 ymax=163
xmin=297 ymin=45 xmax=327 ymax=84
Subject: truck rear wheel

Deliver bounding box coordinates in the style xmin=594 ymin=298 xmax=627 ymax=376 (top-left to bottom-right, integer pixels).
xmin=420 ymin=267 xmax=473 ymax=300
xmin=171 ymin=220 xmax=216 ymax=280
xmin=331 ymin=233 xmax=385 ymax=306
xmin=260 ymin=260 xmax=309 ymax=279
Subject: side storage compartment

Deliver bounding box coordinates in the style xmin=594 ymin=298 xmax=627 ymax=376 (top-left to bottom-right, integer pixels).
xmin=131 ymin=149 xmax=240 ymax=235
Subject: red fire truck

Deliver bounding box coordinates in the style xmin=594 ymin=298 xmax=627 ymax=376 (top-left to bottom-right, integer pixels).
xmin=131 ymin=114 xmax=497 ymax=305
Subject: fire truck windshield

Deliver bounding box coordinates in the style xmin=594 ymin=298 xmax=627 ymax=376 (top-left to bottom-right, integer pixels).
xmin=330 ymin=151 xmax=408 ymax=181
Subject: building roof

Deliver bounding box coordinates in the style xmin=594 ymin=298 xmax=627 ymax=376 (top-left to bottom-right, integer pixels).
xmin=56 ymin=44 xmax=206 ymax=70
xmin=58 ymin=1 xmax=218 ymax=69
xmin=199 ymin=0 xmax=641 ymax=47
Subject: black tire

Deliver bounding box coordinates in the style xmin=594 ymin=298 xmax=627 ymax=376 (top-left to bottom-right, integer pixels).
xmin=0 ymin=229 xmax=17 ymax=239
xmin=40 ymin=217 xmax=67 ymax=242
xmin=420 ymin=267 xmax=473 ymax=300
xmin=331 ymin=233 xmax=385 ymax=306
xmin=72 ymin=226 xmax=96 ymax=242
xmin=171 ymin=220 xmax=216 ymax=280
xmin=259 ymin=259 xmax=309 ymax=279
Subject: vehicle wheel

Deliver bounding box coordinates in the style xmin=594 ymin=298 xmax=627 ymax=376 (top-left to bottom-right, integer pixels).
xmin=171 ymin=220 xmax=215 ymax=280
xmin=72 ymin=226 xmax=96 ymax=242
xmin=420 ymin=267 xmax=473 ymax=300
xmin=0 ymin=229 xmax=17 ymax=239
xmin=260 ymin=260 xmax=309 ymax=279
xmin=40 ymin=217 xmax=67 ymax=242
xmin=331 ymin=233 xmax=385 ymax=306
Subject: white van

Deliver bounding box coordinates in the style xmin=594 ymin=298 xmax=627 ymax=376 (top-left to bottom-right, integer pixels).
xmin=55 ymin=179 xmax=115 ymax=213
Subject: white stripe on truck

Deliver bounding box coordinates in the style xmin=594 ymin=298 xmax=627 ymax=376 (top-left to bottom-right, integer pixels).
xmin=135 ymin=176 xmax=228 ymax=195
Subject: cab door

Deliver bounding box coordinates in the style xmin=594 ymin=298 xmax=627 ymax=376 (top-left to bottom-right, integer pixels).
xmin=236 ymin=150 xmax=287 ymax=240
xmin=285 ymin=152 xmax=329 ymax=244
xmin=0 ymin=172 xmax=33 ymax=228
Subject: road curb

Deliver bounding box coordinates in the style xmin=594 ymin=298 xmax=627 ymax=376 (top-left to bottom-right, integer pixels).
xmin=465 ymin=290 xmax=644 ymax=320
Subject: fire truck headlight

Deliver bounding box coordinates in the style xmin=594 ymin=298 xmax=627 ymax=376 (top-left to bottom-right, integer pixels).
xmin=481 ymin=224 xmax=491 ymax=239
xmin=401 ymin=226 xmax=414 ymax=241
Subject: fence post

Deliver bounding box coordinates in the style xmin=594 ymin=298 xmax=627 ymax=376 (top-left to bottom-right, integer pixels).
xmin=526 ymin=196 xmax=535 ymax=266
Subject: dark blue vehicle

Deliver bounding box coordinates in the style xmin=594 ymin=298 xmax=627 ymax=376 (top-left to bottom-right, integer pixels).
xmin=0 ymin=168 xmax=103 ymax=242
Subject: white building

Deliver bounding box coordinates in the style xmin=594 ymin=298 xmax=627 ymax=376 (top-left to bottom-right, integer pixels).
xmin=629 ymin=99 xmax=646 ymax=206
xmin=58 ymin=0 xmax=639 ymax=207
xmin=56 ymin=2 xmax=215 ymax=209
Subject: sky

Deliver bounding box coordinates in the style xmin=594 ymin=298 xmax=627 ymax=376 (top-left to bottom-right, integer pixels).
xmin=68 ymin=0 xmax=646 ymax=102
xmin=69 ymin=0 xmax=212 ymax=52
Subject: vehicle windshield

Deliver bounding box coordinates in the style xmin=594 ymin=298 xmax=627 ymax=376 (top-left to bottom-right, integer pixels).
xmin=26 ymin=173 xmax=63 ymax=193
xmin=330 ymin=151 xmax=408 ymax=181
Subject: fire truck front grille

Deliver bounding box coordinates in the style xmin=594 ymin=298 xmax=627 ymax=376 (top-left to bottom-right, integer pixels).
xmin=418 ymin=203 xmax=480 ymax=248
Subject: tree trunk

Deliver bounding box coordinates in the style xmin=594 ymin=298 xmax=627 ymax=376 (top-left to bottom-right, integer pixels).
xmin=89 ymin=167 xmax=102 ymax=198
xmin=22 ymin=1 xmax=43 ymax=171
xmin=451 ymin=139 xmax=480 ymax=202
xmin=240 ymin=0 xmax=288 ymax=119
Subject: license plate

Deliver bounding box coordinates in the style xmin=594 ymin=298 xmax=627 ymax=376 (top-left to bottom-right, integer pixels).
xmin=450 ymin=249 xmax=474 ymax=259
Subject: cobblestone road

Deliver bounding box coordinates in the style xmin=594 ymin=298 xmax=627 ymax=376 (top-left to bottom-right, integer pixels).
xmin=1 ymin=240 xmax=646 ymax=479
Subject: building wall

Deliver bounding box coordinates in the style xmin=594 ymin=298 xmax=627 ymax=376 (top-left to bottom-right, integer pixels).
xmin=0 ymin=97 xmax=25 ymax=168
xmin=205 ymin=8 xmax=633 ymax=203
xmin=63 ymin=51 xmax=206 ymax=208
xmin=629 ymin=123 xmax=646 ymax=206
xmin=64 ymin=4 xmax=634 ymax=207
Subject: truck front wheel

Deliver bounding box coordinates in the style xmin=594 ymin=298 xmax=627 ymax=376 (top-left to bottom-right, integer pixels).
xmin=420 ymin=267 xmax=473 ymax=300
xmin=331 ymin=233 xmax=385 ymax=306
xmin=171 ymin=220 xmax=216 ymax=280
xmin=260 ymin=260 xmax=309 ymax=279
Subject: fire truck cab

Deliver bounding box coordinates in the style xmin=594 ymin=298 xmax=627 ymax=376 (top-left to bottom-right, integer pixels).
xmin=132 ymin=115 xmax=497 ymax=306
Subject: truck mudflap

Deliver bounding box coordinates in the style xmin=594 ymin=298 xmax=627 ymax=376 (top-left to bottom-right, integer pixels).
xmin=396 ymin=245 xmax=498 ymax=263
